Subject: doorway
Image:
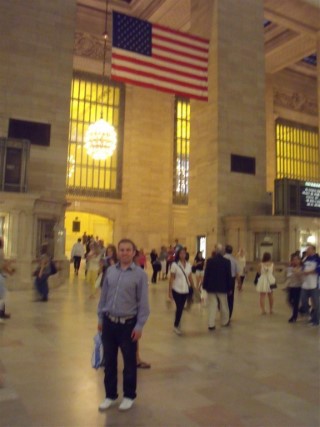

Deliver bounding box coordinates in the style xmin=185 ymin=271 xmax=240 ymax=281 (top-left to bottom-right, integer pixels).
xmin=65 ymin=211 xmax=114 ymax=257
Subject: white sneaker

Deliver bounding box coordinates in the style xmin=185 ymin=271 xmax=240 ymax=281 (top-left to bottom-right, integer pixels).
xmin=98 ymin=398 xmax=118 ymax=411
xmin=119 ymin=398 xmax=134 ymax=411
xmin=173 ymin=327 xmax=182 ymax=335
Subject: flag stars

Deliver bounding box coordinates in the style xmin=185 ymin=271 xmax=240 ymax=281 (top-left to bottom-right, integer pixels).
xmin=113 ymin=12 xmax=151 ymax=56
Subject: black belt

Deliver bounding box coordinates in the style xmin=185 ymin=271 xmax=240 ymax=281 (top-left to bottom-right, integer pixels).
xmin=107 ymin=314 xmax=136 ymax=324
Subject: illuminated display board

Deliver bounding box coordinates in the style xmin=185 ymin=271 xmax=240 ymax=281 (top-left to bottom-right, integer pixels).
xmin=275 ymin=179 xmax=320 ymax=217
xmin=300 ymin=182 xmax=320 ymax=212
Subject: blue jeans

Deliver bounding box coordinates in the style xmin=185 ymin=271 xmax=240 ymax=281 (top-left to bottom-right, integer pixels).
xmin=300 ymin=288 xmax=319 ymax=325
xmin=102 ymin=316 xmax=137 ymax=400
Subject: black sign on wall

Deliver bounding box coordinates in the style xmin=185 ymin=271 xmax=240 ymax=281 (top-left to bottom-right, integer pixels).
xmin=8 ymin=118 xmax=51 ymax=146
xmin=275 ymin=179 xmax=320 ymax=217
xmin=72 ymin=221 xmax=81 ymax=232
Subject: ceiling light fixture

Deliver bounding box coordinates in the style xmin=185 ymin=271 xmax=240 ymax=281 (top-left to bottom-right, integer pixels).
xmin=84 ymin=0 xmax=117 ymax=161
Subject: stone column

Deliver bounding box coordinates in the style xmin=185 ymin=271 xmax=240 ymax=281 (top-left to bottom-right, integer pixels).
xmin=8 ymin=210 xmax=20 ymax=258
xmin=265 ymin=75 xmax=276 ymax=196
xmin=189 ymin=0 xmax=269 ymax=255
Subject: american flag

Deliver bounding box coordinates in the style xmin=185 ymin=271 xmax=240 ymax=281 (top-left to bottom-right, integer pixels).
xmin=111 ymin=12 xmax=209 ymax=101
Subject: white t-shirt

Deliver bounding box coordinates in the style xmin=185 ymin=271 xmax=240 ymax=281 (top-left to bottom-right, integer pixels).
xmin=171 ymin=261 xmax=191 ymax=294
xmin=71 ymin=242 xmax=85 ymax=258
xmin=302 ymin=259 xmax=318 ymax=290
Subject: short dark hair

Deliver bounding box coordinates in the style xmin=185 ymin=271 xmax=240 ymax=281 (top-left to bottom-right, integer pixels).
xmin=225 ymin=245 xmax=233 ymax=254
xmin=262 ymin=252 xmax=271 ymax=262
xmin=77 ymin=238 xmax=81 ymax=242
xmin=290 ymin=253 xmax=301 ymax=263
xmin=175 ymin=247 xmax=186 ymax=262
xmin=118 ymin=238 xmax=137 ymax=252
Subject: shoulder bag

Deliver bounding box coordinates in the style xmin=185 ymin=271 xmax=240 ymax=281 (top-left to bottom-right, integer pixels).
xmin=177 ymin=263 xmax=193 ymax=301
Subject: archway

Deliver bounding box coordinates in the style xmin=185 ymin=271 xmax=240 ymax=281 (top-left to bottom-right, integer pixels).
xmin=65 ymin=211 xmax=114 ymax=256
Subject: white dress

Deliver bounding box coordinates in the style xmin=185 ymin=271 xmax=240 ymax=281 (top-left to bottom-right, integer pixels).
xmin=256 ymin=262 xmax=276 ymax=293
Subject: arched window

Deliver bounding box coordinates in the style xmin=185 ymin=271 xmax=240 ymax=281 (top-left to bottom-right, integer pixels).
xmin=173 ymin=97 xmax=190 ymax=204
xmin=276 ymin=119 xmax=319 ymax=181
xmin=67 ymin=72 xmax=125 ymax=198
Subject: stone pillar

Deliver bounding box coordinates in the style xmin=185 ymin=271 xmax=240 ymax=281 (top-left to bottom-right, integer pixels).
xmin=121 ymin=86 xmax=174 ymax=249
xmin=54 ymin=223 xmax=66 ymax=260
xmin=265 ymin=75 xmax=276 ymax=196
xmin=8 ymin=210 xmax=20 ymax=258
xmin=189 ymin=0 xmax=270 ymax=255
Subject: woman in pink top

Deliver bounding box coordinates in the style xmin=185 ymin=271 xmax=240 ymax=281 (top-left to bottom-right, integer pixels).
xmin=137 ymin=249 xmax=147 ymax=270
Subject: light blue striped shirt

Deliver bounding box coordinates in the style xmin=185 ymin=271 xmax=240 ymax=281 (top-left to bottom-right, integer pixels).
xmin=97 ymin=262 xmax=150 ymax=331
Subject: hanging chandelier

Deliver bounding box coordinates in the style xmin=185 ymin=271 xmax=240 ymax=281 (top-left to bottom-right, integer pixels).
xmin=84 ymin=0 xmax=117 ymax=161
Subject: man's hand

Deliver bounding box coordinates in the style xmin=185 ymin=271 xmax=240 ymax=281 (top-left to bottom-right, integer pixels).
xmin=131 ymin=329 xmax=142 ymax=341
xmin=97 ymin=323 xmax=102 ymax=332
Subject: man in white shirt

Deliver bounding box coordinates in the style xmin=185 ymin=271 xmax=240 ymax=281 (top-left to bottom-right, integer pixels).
xmin=300 ymin=245 xmax=319 ymax=326
xmin=71 ymin=238 xmax=85 ymax=275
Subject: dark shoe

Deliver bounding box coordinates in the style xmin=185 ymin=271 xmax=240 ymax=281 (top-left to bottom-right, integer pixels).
xmin=0 ymin=310 xmax=10 ymax=319
xmin=208 ymin=326 xmax=216 ymax=331
xmin=222 ymin=322 xmax=230 ymax=327
xmin=2 ymin=313 xmax=11 ymax=319
xmin=288 ymin=317 xmax=296 ymax=323
xmin=137 ymin=361 xmax=151 ymax=369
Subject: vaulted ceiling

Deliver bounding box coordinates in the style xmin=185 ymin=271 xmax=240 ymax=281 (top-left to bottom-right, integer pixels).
xmin=77 ymin=0 xmax=319 ymax=80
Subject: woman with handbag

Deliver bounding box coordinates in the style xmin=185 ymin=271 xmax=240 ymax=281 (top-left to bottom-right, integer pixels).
xmin=256 ymin=252 xmax=276 ymax=315
xmin=168 ymin=247 xmax=195 ymax=335
xmin=192 ymin=251 xmax=205 ymax=290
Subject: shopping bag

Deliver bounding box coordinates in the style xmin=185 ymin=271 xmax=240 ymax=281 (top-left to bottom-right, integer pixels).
xmin=94 ymin=272 xmax=103 ymax=289
xmin=91 ymin=333 xmax=103 ymax=369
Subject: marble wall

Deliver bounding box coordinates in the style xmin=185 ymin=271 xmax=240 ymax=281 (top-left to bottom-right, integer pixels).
xmin=0 ymin=0 xmax=77 ymax=288
xmin=188 ymin=0 xmax=271 ymax=251
xmin=0 ymin=0 xmax=318 ymax=291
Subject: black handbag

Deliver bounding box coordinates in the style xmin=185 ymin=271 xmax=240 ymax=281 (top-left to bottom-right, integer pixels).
xmin=254 ymin=272 xmax=260 ymax=285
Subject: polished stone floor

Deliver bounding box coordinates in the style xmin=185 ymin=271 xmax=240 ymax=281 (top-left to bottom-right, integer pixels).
xmin=0 ymin=268 xmax=319 ymax=427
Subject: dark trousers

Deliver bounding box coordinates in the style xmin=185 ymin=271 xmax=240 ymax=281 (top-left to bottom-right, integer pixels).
xmin=300 ymin=288 xmax=319 ymax=325
xmin=102 ymin=316 xmax=137 ymax=400
xmin=35 ymin=277 xmax=49 ymax=300
xmin=172 ymin=289 xmax=188 ymax=328
xmin=227 ymin=278 xmax=236 ymax=319
xmin=151 ymin=265 xmax=160 ymax=283
xmin=166 ymin=261 xmax=172 ymax=276
xmin=73 ymin=256 xmax=81 ymax=271
xmin=288 ymin=287 xmax=301 ymax=320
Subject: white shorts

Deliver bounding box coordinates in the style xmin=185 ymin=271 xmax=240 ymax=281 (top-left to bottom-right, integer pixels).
xmin=160 ymin=260 xmax=166 ymax=273
xmin=195 ymin=270 xmax=204 ymax=277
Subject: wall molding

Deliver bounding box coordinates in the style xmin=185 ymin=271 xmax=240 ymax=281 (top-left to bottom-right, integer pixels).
xmin=274 ymin=88 xmax=317 ymax=116
xmin=74 ymin=31 xmax=109 ymax=61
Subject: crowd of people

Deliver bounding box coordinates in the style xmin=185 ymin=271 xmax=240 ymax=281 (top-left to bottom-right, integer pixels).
xmin=69 ymin=235 xmax=320 ymax=332
xmin=285 ymin=245 xmax=319 ymax=326
xmin=1 ymin=232 xmax=318 ymax=413
xmin=93 ymin=238 xmax=319 ymax=413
